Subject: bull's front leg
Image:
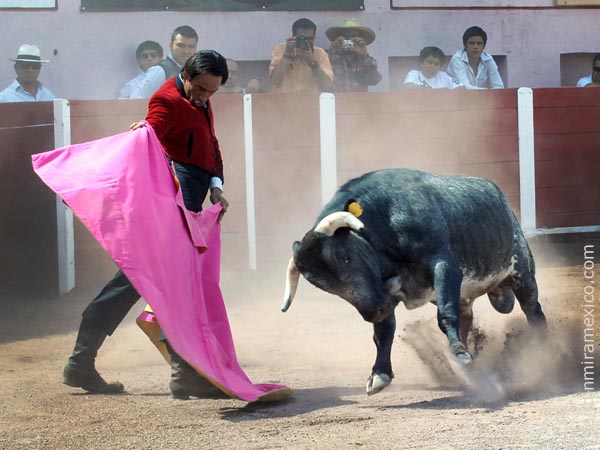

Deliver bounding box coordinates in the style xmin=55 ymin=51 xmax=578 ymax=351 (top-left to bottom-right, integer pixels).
xmin=366 ymin=311 xmax=396 ymax=395
xmin=433 ymin=259 xmax=472 ymax=365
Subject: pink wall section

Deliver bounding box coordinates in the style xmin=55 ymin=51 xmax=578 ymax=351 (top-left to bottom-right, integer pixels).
xmin=1 ymin=1 xmax=600 ymax=99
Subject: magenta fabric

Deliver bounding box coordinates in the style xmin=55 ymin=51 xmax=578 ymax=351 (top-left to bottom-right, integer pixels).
xmin=32 ymin=125 xmax=290 ymax=402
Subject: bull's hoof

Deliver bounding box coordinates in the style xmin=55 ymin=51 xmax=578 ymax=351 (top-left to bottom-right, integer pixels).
xmin=454 ymin=350 xmax=473 ymax=366
xmin=449 ymin=342 xmax=473 ymax=366
xmin=366 ymin=373 xmax=391 ymax=396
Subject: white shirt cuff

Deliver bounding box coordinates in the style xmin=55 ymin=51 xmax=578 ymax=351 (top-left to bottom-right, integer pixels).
xmin=210 ymin=177 xmax=223 ymax=191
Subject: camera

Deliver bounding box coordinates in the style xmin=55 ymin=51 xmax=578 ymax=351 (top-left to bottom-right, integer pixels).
xmin=295 ymin=36 xmax=310 ymax=51
xmin=341 ymin=39 xmax=354 ymax=49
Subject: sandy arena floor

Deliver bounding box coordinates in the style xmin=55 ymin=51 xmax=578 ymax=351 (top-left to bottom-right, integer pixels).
xmin=1 ymin=236 xmax=599 ymax=449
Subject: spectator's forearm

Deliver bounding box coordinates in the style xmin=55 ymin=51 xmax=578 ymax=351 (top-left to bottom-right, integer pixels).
xmin=271 ymin=57 xmax=292 ymax=85
xmin=313 ymin=67 xmax=333 ymax=92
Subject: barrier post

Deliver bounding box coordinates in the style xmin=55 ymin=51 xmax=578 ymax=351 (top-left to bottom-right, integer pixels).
xmin=517 ymin=87 xmax=537 ymax=234
xmin=319 ymin=93 xmax=337 ymax=206
xmin=53 ymin=99 xmax=75 ymax=294
xmin=243 ymin=94 xmax=257 ymax=270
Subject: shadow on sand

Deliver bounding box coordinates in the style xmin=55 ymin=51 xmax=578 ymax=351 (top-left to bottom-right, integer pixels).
xmin=219 ymin=386 xmax=363 ymax=421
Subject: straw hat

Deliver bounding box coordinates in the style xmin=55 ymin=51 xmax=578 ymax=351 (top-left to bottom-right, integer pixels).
xmin=326 ymin=18 xmax=376 ymax=45
xmin=9 ymin=44 xmax=49 ymax=63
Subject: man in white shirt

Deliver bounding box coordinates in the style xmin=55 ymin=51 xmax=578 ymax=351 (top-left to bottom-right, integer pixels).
xmin=0 ymin=44 xmax=55 ymax=102
xmin=119 ymin=41 xmax=163 ymax=98
xmin=447 ymin=26 xmax=504 ymax=90
xmin=576 ymin=54 xmax=600 ymax=87
xmin=129 ymin=25 xmax=198 ymax=99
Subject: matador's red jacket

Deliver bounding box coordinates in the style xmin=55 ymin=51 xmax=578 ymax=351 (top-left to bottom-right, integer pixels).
xmin=145 ymin=76 xmax=224 ymax=182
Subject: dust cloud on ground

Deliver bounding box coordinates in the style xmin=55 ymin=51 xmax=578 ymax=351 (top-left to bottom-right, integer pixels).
xmin=1 ymin=194 xmax=598 ymax=449
xmin=2 ymin=237 xmax=599 ymax=449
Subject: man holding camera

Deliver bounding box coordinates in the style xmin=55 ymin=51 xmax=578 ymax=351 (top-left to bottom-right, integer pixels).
xmin=325 ymin=18 xmax=382 ymax=92
xmin=269 ymin=18 xmax=333 ymax=93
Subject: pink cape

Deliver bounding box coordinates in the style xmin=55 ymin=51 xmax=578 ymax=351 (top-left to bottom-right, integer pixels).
xmin=31 ymin=125 xmax=291 ymax=402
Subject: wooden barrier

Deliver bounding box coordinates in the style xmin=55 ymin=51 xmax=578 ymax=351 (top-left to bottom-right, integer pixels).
xmin=70 ymin=99 xmax=147 ymax=143
xmin=211 ymin=94 xmax=247 ymax=271
xmin=533 ymin=87 xmax=600 ymax=228
xmin=336 ymin=89 xmax=521 ymax=213
xmin=2 ymin=88 xmax=599 ymax=295
xmin=0 ymin=102 xmax=57 ymax=293
xmin=250 ymin=93 xmax=323 ymax=267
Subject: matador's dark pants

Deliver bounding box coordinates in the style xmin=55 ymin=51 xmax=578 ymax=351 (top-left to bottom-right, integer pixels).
xmin=81 ymin=159 xmax=213 ymax=335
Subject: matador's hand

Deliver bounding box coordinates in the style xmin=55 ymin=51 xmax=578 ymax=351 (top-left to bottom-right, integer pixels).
xmin=129 ymin=121 xmax=146 ymax=131
xmin=210 ymin=188 xmax=229 ymax=223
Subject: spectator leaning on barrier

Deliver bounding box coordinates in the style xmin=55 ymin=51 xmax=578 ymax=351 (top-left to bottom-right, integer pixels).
xmin=447 ymin=26 xmax=504 ymax=90
xmin=119 ymin=41 xmax=163 ymax=99
xmin=217 ymin=58 xmax=261 ymax=94
xmin=269 ymin=18 xmax=333 ymax=93
xmin=576 ymin=54 xmax=600 ymax=87
xmin=0 ymin=44 xmax=55 ymax=102
xmin=325 ymin=18 xmax=382 ymax=92
xmin=404 ymin=46 xmax=464 ymax=90
xmin=129 ymin=25 xmax=198 ymax=99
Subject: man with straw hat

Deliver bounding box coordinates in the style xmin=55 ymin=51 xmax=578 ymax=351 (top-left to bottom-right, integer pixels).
xmin=325 ymin=18 xmax=381 ymax=92
xmin=0 ymin=44 xmax=55 ymax=102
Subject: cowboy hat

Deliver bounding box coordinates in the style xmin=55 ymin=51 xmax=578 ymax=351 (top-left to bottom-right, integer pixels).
xmin=10 ymin=44 xmax=49 ymax=63
xmin=326 ymin=18 xmax=376 ymax=45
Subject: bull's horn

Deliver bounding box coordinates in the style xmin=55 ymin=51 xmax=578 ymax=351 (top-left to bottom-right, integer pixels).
xmin=314 ymin=211 xmax=365 ymax=237
xmin=281 ymin=257 xmax=300 ymax=312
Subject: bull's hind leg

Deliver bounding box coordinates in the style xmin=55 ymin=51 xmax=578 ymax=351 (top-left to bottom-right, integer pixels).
xmin=433 ymin=260 xmax=472 ymax=365
xmin=510 ymin=274 xmax=547 ymax=328
xmin=509 ymin=237 xmax=547 ymax=328
xmin=367 ymin=312 xmax=395 ymax=395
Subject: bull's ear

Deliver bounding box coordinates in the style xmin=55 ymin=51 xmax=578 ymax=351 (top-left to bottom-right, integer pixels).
xmin=344 ymin=199 xmax=363 ymax=218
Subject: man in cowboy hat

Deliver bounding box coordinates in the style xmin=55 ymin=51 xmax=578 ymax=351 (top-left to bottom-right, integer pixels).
xmin=325 ymin=18 xmax=381 ymax=92
xmin=0 ymin=44 xmax=55 ymax=102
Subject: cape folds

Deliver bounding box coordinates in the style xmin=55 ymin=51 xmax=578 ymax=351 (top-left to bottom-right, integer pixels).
xmin=31 ymin=124 xmax=291 ymax=402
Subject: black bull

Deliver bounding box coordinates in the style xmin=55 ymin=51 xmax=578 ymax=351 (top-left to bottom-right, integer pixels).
xmin=282 ymin=169 xmax=546 ymax=395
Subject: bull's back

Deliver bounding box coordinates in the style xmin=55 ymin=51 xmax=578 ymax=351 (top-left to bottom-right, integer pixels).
xmin=326 ymin=169 xmax=517 ymax=274
xmin=430 ymin=174 xmax=515 ymax=274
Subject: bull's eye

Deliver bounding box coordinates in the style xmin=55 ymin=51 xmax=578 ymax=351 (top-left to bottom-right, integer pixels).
xmin=344 ymin=256 xmax=351 ymax=264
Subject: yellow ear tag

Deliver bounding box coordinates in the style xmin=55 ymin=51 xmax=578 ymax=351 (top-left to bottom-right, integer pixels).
xmin=348 ymin=201 xmax=363 ymax=218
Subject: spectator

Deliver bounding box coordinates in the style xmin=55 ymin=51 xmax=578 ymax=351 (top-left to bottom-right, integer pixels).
xmin=404 ymin=47 xmax=464 ymax=90
xmin=217 ymin=58 xmax=261 ymax=94
xmin=269 ymin=18 xmax=333 ymax=93
xmin=62 ymin=50 xmax=230 ymax=399
xmin=130 ymin=25 xmax=198 ymax=98
xmin=119 ymin=41 xmax=163 ymax=99
xmin=0 ymin=44 xmax=55 ymax=102
xmin=325 ymin=18 xmax=381 ymax=92
xmin=576 ymin=54 xmax=600 ymax=87
xmin=447 ymin=26 xmax=504 ymax=90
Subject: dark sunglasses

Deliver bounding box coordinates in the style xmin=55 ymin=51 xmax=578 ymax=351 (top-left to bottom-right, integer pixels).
xmin=139 ymin=52 xmax=159 ymax=59
xmin=16 ymin=62 xmax=41 ymax=70
xmin=593 ymin=66 xmax=600 ymax=73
